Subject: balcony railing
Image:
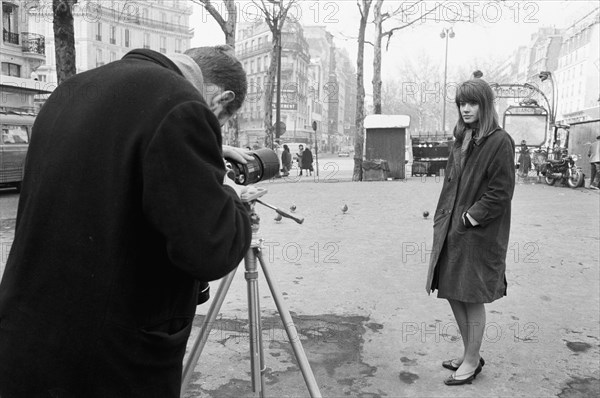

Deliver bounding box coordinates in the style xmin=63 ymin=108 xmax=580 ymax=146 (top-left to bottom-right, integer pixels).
xmin=3 ymin=30 xmax=19 ymax=45
xmin=21 ymin=33 xmax=45 ymax=55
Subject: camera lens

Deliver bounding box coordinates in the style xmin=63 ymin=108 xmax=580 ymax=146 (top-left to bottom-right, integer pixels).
xmin=225 ymin=148 xmax=280 ymax=185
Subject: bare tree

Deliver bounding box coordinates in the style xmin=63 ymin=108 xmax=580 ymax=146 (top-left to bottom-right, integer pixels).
xmin=191 ymin=1 xmax=241 ymax=146
xmin=254 ymin=0 xmax=297 ymax=148
xmin=383 ymin=53 xmax=445 ymax=135
xmin=353 ymin=0 xmax=373 ymax=181
xmin=372 ymin=1 xmax=449 ymax=115
xmin=191 ymin=0 xmax=237 ymax=46
xmin=53 ymin=0 xmax=77 ymax=84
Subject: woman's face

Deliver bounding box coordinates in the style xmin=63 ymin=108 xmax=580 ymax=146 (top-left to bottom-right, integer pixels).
xmin=459 ymin=102 xmax=480 ymax=125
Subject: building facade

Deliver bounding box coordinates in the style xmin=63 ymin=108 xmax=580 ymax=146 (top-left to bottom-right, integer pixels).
xmin=1 ymin=0 xmax=49 ymax=112
xmin=235 ymin=18 xmax=312 ymax=148
xmin=29 ymin=0 xmax=193 ymax=85
xmin=555 ymin=8 xmax=600 ymax=124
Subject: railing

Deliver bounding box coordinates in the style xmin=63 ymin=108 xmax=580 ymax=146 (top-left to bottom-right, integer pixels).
xmin=93 ymin=4 xmax=193 ymax=35
xmin=3 ymin=30 xmax=19 ymax=45
xmin=21 ymin=33 xmax=45 ymax=55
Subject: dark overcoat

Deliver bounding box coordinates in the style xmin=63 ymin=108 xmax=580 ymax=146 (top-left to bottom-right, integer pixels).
xmin=0 ymin=50 xmax=251 ymax=397
xmin=301 ymin=149 xmax=313 ymax=170
xmin=425 ymin=127 xmax=515 ymax=303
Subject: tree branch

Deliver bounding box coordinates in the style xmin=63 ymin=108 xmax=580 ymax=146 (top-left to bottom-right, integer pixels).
xmin=192 ymin=0 xmax=226 ymax=30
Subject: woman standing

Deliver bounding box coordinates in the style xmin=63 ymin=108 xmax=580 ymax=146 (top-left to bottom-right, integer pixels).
xmin=426 ymin=78 xmax=515 ymax=385
xmin=281 ymin=144 xmax=292 ymax=176
xmin=517 ymin=140 xmax=531 ymax=178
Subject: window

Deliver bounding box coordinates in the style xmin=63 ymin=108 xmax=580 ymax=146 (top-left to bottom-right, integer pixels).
xmin=110 ymin=51 xmax=117 ymax=62
xmin=144 ymin=33 xmax=150 ymax=49
xmin=124 ymin=29 xmax=130 ymax=47
xmin=161 ymin=12 xmax=167 ymax=27
xmin=257 ymin=57 xmax=262 ymax=72
xmin=2 ymin=3 xmax=19 ymax=44
xmin=96 ymin=49 xmax=104 ymax=67
xmin=175 ymin=39 xmax=182 ymax=53
xmin=110 ymin=26 xmax=116 ymax=44
xmin=250 ymin=61 xmax=254 ymax=74
xmin=96 ymin=22 xmax=102 ymax=41
xmin=1 ymin=125 xmax=29 ymax=145
xmin=160 ymin=36 xmax=166 ymax=53
xmin=1 ymin=62 xmax=21 ymax=77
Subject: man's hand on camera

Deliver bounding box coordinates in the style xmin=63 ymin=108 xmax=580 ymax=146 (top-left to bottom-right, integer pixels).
xmin=223 ymin=145 xmax=254 ymax=164
xmin=223 ymin=172 xmax=247 ymax=198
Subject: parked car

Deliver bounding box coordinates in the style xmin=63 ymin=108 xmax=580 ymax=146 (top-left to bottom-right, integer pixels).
xmin=338 ymin=146 xmax=353 ymax=157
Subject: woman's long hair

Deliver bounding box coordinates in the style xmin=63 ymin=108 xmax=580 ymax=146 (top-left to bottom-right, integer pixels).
xmin=453 ymin=78 xmax=499 ymax=144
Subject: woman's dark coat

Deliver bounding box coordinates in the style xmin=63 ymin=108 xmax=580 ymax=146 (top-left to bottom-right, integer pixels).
xmin=301 ymin=149 xmax=314 ymax=170
xmin=426 ymin=127 xmax=515 ymax=303
xmin=282 ymin=149 xmax=292 ymax=169
xmin=0 ymin=50 xmax=251 ymax=397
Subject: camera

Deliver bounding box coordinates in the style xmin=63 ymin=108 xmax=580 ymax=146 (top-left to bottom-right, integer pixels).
xmin=225 ymin=148 xmax=280 ymax=185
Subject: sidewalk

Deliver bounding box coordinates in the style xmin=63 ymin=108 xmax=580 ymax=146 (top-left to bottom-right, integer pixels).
xmin=183 ymin=178 xmax=600 ymax=397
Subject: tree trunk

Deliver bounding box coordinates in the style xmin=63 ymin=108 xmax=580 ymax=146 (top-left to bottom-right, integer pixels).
xmin=372 ymin=0 xmax=384 ymax=115
xmin=353 ymin=0 xmax=373 ymax=181
xmin=263 ymin=35 xmax=279 ymax=148
xmin=53 ymin=0 xmax=77 ymax=85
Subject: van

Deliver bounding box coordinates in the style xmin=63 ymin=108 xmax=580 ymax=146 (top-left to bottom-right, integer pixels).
xmin=1 ymin=113 xmax=34 ymax=192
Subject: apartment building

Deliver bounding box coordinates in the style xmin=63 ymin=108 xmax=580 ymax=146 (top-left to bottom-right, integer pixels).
xmin=555 ymin=8 xmax=600 ymax=123
xmin=1 ymin=0 xmax=49 ymax=110
xmin=235 ymin=18 xmax=311 ymax=147
xmin=29 ymin=0 xmax=193 ymax=84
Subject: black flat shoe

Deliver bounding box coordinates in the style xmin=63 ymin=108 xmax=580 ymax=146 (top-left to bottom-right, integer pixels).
xmin=442 ymin=357 xmax=485 ymax=371
xmin=444 ymin=362 xmax=483 ymax=386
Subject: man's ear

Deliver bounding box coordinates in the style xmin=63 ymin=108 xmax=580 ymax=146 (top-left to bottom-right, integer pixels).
xmin=217 ymin=90 xmax=235 ymax=106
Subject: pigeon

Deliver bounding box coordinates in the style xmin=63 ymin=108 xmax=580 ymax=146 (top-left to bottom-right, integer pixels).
xmin=290 ymin=204 xmax=297 ymax=212
xmin=342 ymin=204 xmax=348 ymax=214
xmin=423 ymin=210 xmax=430 ymax=219
xmin=274 ymin=213 xmax=283 ymax=223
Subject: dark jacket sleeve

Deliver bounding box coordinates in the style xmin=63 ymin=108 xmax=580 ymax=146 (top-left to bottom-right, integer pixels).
xmin=142 ymin=101 xmax=251 ymax=281
xmin=467 ymin=133 xmax=515 ymax=227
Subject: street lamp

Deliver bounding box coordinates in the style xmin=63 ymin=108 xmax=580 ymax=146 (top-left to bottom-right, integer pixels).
xmin=440 ymin=27 xmax=455 ymax=134
xmin=538 ymin=71 xmax=557 ymax=126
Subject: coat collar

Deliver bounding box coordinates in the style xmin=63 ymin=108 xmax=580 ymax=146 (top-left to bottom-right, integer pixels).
xmin=473 ymin=126 xmax=501 ymax=146
xmin=123 ymin=49 xmax=183 ymax=76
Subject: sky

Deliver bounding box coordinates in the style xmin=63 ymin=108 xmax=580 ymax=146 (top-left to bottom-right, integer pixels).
xmin=189 ymin=0 xmax=599 ymax=88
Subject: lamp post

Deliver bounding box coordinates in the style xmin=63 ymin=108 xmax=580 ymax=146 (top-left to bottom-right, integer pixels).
xmin=538 ymin=71 xmax=560 ymax=150
xmin=440 ymin=27 xmax=455 ymax=135
xmin=538 ymin=71 xmax=556 ymax=126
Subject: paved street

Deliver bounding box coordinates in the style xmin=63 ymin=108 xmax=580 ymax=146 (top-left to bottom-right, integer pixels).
xmin=1 ymin=156 xmax=598 ymax=397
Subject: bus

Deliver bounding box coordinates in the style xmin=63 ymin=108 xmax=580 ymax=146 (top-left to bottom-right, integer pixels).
xmin=1 ymin=112 xmax=35 ymax=192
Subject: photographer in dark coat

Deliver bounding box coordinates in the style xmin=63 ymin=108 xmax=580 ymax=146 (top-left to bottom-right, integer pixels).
xmin=0 ymin=47 xmax=252 ymax=398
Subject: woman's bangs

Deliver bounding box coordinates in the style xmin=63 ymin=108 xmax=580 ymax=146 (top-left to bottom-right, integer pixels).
xmin=455 ymin=83 xmax=480 ymax=105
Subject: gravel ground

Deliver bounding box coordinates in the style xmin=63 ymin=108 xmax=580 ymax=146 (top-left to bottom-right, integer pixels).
xmin=182 ymin=177 xmax=600 ymax=398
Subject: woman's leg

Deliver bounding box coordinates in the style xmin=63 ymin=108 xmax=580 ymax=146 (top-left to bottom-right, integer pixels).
xmin=455 ymin=302 xmax=485 ymax=377
xmin=447 ymin=299 xmax=468 ymax=364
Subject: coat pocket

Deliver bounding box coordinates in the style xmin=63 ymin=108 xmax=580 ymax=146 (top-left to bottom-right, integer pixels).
xmin=140 ymin=316 xmax=193 ymax=348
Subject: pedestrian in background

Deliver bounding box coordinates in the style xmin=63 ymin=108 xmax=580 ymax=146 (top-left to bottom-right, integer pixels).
xmin=0 ymin=46 xmax=252 ymax=398
xmin=281 ymin=144 xmax=292 ymax=177
xmin=302 ymin=146 xmax=314 ymax=176
xmin=517 ymin=140 xmax=531 ymax=178
xmin=587 ymin=134 xmax=600 ymax=189
xmin=426 ymin=78 xmax=515 ymax=386
xmin=297 ymin=144 xmax=305 ymax=175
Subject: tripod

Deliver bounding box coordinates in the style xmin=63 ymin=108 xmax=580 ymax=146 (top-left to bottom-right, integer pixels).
xmin=181 ymin=187 xmax=322 ymax=398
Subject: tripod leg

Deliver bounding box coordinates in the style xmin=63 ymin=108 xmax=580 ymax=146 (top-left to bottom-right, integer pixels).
xmin=256 ymin=252 xmax=322 ymax=398
xmin=245 ymin=246 xmax=266 ymax=396
xmin=180 ymin=268 xmax=238 ymax=397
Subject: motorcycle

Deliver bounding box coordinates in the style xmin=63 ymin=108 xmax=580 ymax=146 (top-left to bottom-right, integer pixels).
xmin=541 ymin=148 xmax=585 ymax=188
